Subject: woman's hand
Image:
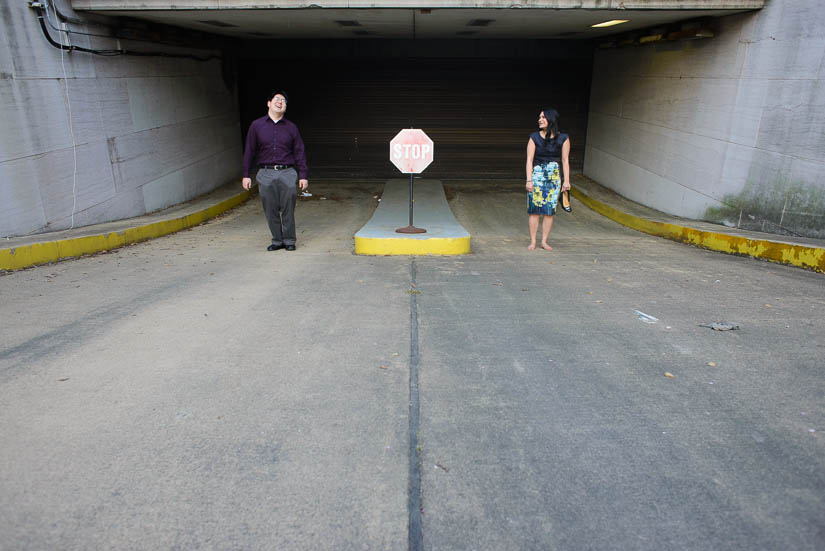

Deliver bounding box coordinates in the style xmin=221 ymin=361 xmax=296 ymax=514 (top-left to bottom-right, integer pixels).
xmin=526 ymin=180 xmax=534 ymax=193
xmin=561 ymin=182 xmax=571 ymax=192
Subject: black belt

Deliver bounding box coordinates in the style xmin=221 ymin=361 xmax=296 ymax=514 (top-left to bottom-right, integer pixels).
xmin=259 ymin=164 xmax=293 ymax=170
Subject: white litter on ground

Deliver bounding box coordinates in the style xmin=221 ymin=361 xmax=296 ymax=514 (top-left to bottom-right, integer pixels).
xmin=634 ymin=310 xmax=658 ymax=324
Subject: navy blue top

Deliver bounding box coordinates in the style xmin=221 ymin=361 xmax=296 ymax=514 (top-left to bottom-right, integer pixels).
xmin=530 ymin=131 xmax=569 ymax=166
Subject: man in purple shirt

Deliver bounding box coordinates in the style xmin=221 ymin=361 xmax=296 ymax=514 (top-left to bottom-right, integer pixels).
xmin=242 ymin=90 xmax=309 ymax=251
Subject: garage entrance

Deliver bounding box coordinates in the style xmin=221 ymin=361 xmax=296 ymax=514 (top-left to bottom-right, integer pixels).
xmin=237 ymin=40 xmax=593 ymax=180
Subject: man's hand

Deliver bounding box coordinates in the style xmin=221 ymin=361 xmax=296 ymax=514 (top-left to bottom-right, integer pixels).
xmin=299 ymin=179 xmax=308 ymax=191
xmin=242 ymin=177 xmax=252 ymax=191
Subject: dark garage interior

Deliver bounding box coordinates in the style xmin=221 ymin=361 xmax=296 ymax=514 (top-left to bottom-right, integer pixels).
xmin=237 ymin=39 xmax=594 ymax=180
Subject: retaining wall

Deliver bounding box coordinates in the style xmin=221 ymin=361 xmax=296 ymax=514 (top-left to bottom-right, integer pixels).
xmin=0 ymin=0 xmax=240 ymax=237
xmin=584 ymin=0 xmax=825 ymax=238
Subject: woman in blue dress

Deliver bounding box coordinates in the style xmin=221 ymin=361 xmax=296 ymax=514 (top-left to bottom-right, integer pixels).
xmin=525 ymin=108 xmax=571 ymax=251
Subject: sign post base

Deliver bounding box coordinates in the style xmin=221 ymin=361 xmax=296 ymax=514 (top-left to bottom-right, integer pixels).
xmin=395 ymin=225 xmax=427 ymax=234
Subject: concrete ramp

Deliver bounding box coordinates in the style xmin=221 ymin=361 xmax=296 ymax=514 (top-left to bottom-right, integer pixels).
xmin=354 ymin=179 xmax=470 ymax=255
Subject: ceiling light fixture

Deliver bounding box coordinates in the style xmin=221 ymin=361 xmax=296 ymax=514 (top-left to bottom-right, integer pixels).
xmin=591 ymin=20 xmax=629 ymax=28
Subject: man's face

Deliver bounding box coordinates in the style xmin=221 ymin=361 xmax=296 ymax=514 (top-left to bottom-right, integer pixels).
xmin=268 ymin=94 xmax=287 ymax=115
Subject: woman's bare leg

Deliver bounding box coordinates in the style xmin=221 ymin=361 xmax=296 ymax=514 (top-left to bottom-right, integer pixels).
xmin=528 ymin=214 xmax=540 ymax=250
xmin=540 ymin=215 xmax=554 ymax=250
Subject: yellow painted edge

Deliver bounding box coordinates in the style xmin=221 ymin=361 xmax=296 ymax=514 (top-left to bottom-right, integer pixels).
xmin=355 ymin=235 xmax=470 ymax=255
xmin=571 ymin=188 xmax=825 ymax=273
xmin=0 ymin=190 xmax=253 ymax=271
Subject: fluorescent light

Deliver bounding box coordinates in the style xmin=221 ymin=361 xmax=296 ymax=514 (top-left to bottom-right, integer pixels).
xmin=591 ymin=20 xmax=629 ymax=28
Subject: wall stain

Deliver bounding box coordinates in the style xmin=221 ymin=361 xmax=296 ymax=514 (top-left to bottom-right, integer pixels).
xmin=704 ymin=178 xmax=825 ymax=240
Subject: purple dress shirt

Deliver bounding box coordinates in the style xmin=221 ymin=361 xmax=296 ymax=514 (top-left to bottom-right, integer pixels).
xmin=242 ymin=115 xmax=308 ymax=180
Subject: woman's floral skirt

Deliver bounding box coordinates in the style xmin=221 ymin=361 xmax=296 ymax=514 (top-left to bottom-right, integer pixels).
xmin=528 ymin=161 xmax=561 ymax=216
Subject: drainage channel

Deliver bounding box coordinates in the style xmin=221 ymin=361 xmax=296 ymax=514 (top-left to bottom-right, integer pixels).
xmin=408 ymin=259 xmax=423 ymax=551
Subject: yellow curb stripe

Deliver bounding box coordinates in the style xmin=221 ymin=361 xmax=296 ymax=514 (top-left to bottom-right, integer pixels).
xmin=355 ymin=235 xmax=470 ymax=256
xmin=571 ymin=188 xmax=825 ymax=273
xmin=0 ymin=190 xmax=253 ymax=271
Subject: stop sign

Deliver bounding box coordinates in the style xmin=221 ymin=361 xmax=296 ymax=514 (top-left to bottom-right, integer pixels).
xmin=389 ymin=129 xmax=434 ymax=174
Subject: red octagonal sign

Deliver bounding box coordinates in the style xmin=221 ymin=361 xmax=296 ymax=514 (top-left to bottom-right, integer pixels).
xmin=390 ymin=129 xmax=434 ymax=174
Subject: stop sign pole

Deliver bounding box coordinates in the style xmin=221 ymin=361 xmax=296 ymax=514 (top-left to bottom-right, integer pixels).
xmin=398 ymin=172 xmax=425 ymax=234
xmin=389 ymin=129 xmax=434 ymax=234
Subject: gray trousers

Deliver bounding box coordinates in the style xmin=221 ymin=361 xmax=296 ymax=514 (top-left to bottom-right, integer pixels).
xmin=255 ymin=167 xmax=298 ymax=246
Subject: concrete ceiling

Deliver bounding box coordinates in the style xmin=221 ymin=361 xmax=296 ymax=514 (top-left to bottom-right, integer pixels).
xmin=79 ymin=7 xmax=754 ymax=40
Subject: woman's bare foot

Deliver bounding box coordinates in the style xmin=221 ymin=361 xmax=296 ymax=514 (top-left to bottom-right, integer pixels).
xmin=528 ymin=243 xmax=536 ymax=251
xmin=540 ymin=243 xmax=553 ymax=251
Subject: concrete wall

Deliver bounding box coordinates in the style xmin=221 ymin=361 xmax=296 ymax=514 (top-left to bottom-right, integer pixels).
xmin=0 ymin=0 xmax=240 ymax=237
xmin=584 ymin=0 xmax=825 ymax=238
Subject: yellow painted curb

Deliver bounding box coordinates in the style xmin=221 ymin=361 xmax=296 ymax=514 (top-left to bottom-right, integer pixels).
xmin=0 ymin=189 xmax=253 ymax=272
xmin=355 ymin=235 xmax=471 ymax=256
xmin=571 ymin=188 xmax=825 ymax=273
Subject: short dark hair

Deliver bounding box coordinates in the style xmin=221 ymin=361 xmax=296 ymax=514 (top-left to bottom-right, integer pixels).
xmin=268 ymin=90 xmax=289 ymax=103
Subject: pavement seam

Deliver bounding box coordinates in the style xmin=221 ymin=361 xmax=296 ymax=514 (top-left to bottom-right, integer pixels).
xmin=408 ymin=259 xmax=423 ymax=551
xmin=571 ymin=187 xmax=825 ymax=273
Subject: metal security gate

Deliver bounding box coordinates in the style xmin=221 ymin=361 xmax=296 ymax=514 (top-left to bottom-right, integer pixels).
xmin=238 ymin=40 xmax=592 ymax=180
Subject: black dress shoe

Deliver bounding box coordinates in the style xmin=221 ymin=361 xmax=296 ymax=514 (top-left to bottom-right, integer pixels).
xmin=267 ymin=244 xmax=284 ymax=251
xmin=285 ymin=244 xmax=296 ymax=251
xmin=560 ymin=190 xmax=572 ymax=213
